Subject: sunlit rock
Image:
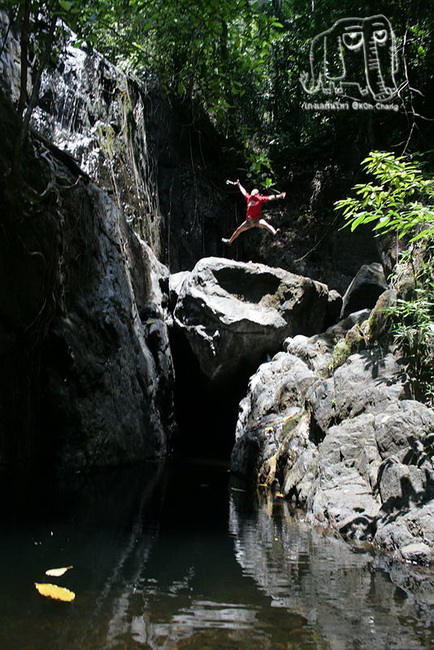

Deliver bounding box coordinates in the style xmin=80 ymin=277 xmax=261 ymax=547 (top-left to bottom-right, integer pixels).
xmin=230 ymin=305 xmax=434 ymax=562
xmin=171 ymin=256 xmax=330 ymax=383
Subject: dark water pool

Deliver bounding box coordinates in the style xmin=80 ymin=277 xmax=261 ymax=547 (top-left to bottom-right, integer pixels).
xmin=1 ymin=459 xmax=433 ymax=649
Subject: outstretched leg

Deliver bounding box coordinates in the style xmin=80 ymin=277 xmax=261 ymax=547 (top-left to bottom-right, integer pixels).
xmin=257 ymin=219 xmax=279 ymax=236
xmin=222 ymin=220 xmax=253 ymax=244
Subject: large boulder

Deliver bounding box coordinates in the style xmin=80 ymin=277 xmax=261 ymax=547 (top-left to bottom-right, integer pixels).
xmin=230 ymin=352 xmax=316 ymax=479
xmin=231 ymin=345 xmax=409 ymax=488
xmin=340 ymin=262 xmax=388 ymax=318
xmin=171 ymin=257 xmax=330 ymax=383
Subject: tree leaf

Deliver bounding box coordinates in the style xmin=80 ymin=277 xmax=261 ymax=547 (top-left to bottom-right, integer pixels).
xmin=58 ymin=0 xmax=73 ymax=11
xmin=45 ymin=565 xmax=73 ymax=577
xmin=34 ymin=583 xmax=76 ymax=602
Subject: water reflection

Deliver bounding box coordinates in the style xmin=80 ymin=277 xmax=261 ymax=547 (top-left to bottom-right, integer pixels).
xmin=0 ymin=460 xmax=433 ymax=649
xmin=230 ymin=488 xmax=434 ymax=649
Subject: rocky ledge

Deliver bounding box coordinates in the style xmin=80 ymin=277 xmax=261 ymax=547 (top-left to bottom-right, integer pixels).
xmin=169 ymin=256 xmax=434 ymax=565
xmin=230 ymin=304 xmax=434 ymax=564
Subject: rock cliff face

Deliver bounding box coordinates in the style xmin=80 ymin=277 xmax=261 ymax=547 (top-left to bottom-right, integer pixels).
xmin=0 ymin=13 xmax=234 ymax=470
xmin=1 ymin=12 xmax=231 ymax=471
xmin=0 ymin=12 xmax=232 ymax=272
xmin=0 ymin=85 xmax=175 ymax=471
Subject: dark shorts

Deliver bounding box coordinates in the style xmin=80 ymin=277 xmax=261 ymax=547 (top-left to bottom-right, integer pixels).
xmin=244 ymin=218 xmax=261 ymax=227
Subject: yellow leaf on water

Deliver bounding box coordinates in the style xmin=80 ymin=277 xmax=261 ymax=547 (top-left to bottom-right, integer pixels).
xmin=34 ymin=583 xmax=76 ymax=602
xmin=45 ymin=565 xmax=73 ymax=577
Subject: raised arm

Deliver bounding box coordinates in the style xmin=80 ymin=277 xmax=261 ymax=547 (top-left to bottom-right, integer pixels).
xmin=237 ymin=180 xmax=248 ymax=197
xmin=268 ymin=191 xmax=286 ymax=201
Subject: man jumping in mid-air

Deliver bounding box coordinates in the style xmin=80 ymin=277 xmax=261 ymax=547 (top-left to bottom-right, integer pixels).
xmin=222 ymin=180 xmax=286 ymax=245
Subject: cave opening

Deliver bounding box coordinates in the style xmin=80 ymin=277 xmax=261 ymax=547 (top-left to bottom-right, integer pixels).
xmin=169 ymin=328 xmax=252 ymax=461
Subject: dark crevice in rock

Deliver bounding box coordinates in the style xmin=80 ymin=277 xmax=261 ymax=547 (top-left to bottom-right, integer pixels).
xmin=169 ymin=326 xmax=248 ymax=460
xmin=308 ymin=415 xmax=326 ymax=446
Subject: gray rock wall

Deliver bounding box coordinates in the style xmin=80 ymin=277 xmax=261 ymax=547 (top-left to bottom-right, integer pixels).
xmin=42 ymin=183 xmax=176 ymax=471
xmin=231 ymin=304 xmax=434 ymax=564
xmin=0 ymin=12 xmax=181 ymax=472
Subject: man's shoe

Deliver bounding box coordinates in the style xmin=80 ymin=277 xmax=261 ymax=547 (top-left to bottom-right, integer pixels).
xmin=222 ymin=238 xmax=231 ymax=244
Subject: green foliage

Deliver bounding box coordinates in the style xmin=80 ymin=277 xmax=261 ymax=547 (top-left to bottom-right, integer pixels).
xmin=335 ymin=151 xmax=434 ymax=243
xmin=4 ymin=0 xmax=434 ymax=184
xmin=244 ymin=149 xmax=275 ymax=188
xmin=335 ymin=151 xmax=434 ymax=403
xmin=388 ymin=256 xmax=434 ymax=404
xmin=57 ymin=0 xmax=281 ymax=133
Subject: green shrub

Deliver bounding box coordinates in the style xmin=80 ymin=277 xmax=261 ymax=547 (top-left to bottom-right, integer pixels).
xmin=335 ymin=151 xmax=434 ymax=404
xmin=335 ymin=151 xmax=434 ymax=243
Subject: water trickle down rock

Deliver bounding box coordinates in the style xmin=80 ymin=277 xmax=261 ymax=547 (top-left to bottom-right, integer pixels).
xmin=0 ymin=15 xmax=176 ymax=471
xmin=0 ymin=11 xmax=162 ymax=253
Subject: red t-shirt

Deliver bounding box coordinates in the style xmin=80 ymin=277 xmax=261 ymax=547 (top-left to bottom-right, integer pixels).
xmin=245 ymin=193 xmax=271 ymax=220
